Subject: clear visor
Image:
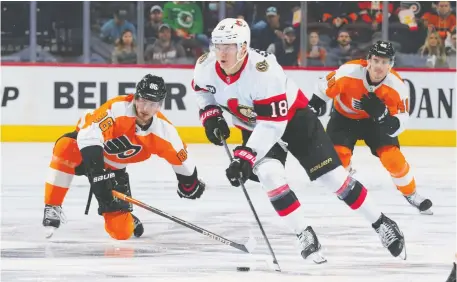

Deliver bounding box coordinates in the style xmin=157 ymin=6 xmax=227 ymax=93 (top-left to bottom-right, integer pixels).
xmin=210 ymin=42 xmax=239 ymax=54
xmin=135 ymin=97 xmax=163 ymax=110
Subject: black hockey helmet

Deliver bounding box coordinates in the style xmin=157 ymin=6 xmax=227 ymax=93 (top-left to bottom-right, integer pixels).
xmin=367 ymin=40 xmax=396 ymax=65
xmin=135 ymin=74 xmax=167 ymax=102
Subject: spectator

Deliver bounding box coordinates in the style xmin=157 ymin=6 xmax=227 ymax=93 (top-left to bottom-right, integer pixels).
xmin=326 ymin=30 xmax=359 ymax=66
xmin=304 ymin=31 xmax=327 ymax=66
xmin=100 ymin=9 xmax=137 ymax=44
xmin=111 ymin=30 xmax=137 ymax=64
xmin=255 ymin=7 xmax=285 ymax=51
xmin=422 ymin=1 xmax=456 ymax=40
xmin=144 ymin=24 xmax=187 ymax=65
xmin=312 ymin=2 xmax=359 ymax=29
xmin=358 ymin=1 xmax=394 ymax=32
xmin=145 ymin=5 xmax=164 ymax=41
xmin=266 ymin=27 xmax=299 ymax=66
xmin=445 ymin=30 xmax=456 ymax=68
xmin=163 ymin=1 xmax=209 ymax=48
xmin=418 ymin=31 xmax=448 ymax=68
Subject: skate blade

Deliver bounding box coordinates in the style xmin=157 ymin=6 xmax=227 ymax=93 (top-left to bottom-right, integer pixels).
xmin=310 ymin=251 xmax=327 ymax=264
xmin=419 ymin=209 xmax=433 ymax=215
xmin=45 ymin=226 xmax=56 ymax=239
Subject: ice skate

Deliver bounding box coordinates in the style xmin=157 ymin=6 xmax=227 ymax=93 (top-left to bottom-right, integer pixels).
xmin=42 ymin=205 xmax=67 ymax=238
xmin=297 ymin=226 xmax=327 ymax=264
xmin=132 ymin=214 xmax=144 ymax=237
xmin=404 ymin=192 xmax=433 ymax=215
xmin=446 ymin=262 xmax=456 ymax=282
xmin=372 ymin=213 xmax=406 ymax=260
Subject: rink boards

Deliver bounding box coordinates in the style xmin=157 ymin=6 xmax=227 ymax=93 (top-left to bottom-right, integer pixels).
xmin=1 ymin=64 xmax=455 ymax=146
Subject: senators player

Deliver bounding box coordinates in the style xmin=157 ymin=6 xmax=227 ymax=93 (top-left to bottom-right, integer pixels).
xmin=308 ymin=41 xmax=433 ymax=215
xmin=43 ymin=75 xmax=206 ymax=239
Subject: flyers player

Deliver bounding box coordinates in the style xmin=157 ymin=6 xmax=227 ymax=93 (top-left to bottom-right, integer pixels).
xmin=43 ymin=74 xmax=205 ymax=239
xmin=192 ymin=18 xmax=406 ymax=262
xmin=308 ymin=41 xmax=433 ymax=215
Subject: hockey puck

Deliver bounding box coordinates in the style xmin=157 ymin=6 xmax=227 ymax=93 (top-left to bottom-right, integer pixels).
xmin=236 ymin=267 xmax=250 ymax=272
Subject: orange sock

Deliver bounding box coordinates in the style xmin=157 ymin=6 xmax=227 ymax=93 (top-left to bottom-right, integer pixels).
xmin=44 ymin=136 xmax=82 ymax=206
xmin=377 ymin=146 xmax=416 ymax=196
xmin=103 ymin=211 xmax=134 ymax=240
xmin=334 ymin=145 xmax=352 ymax=169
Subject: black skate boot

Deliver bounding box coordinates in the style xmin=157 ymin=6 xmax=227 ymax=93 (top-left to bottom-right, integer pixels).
xmin=446 ymin=262 xmax=456 ymax=282
xmin=372 ymin=213 xmax=406 ymax=260
xmin=297 ymin=226 xmax=327 ymax=264
xmin=42 ymin=205 xmax=67 ymax=238
xmin=132 ymin=214 xmax=144 ymax=238
xmin=404 ymin=192 xmax=433 ymax=215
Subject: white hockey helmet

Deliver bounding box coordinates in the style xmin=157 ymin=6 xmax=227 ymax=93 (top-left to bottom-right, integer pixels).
xmin=211 ymin=18 xmax=251 ymax=51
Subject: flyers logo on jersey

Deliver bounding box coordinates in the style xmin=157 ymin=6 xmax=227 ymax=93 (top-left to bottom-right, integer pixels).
xmin=104 ymin=135 xmax=142 ymax=159
xmin=226 ymin=98 xmax=257 ymax=123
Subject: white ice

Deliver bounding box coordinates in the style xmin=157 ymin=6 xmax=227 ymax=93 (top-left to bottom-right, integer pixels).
xmin=1 ymin=143 xmax=455 ymax=282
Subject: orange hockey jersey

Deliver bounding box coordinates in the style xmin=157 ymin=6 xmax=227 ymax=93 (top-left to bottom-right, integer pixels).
xmin=75 ymin=94 xmax=194 ymax=176
xmin=315 ymin=59 xmax=409 ymax=137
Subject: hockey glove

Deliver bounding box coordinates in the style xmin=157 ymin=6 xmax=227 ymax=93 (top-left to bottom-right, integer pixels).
xmin=360 ymin=92 xmax=400 ymax=135
xmin=308 ymin=94 xmax=327 ymax=116
xmin=200 ymin=105 xmax=230 ymax=146
xmin=360 ymin=92 xmax=389 ymax=123
xmin=226 ymin=146 xmax=257 ymax=187
xmin=89 ymin=168 xmax=116 ymax=205
xmin=176 ymin=169 xmax=206 ymax=200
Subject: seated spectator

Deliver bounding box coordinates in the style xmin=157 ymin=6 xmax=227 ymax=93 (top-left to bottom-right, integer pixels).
xmin=358 ymin=1 xmax=394 ymax=32
xmin=111 ymin=30 xmax=137 ymax=64
xmin=145 ymin=5 xmax=164 ymax=42
xmin=445 ymin=30 xmax=456 ymax=68
xmin=144 ymin=24 xmax=187 ymax=65
xmin=304 ymin=31 xmax=327 ymax=66
xmin=326 ymin=30 xmax=359 ymax=66
xmin=100 ymin=9 xmax=137 ymax=44
xmin=255 ymin=7 xmax=286 ymax=51
xmin=418 ymin=30 xmax=448 ymax=68
xmin=422 ymin=1 xmax=456 ymax=40
xmin=163 ymin=1 xmax=209 ymax=48
xmin=266 ymin=27 xmax=299 ymax=66
xmin=313 ymin=2 xmax=359 ymax=30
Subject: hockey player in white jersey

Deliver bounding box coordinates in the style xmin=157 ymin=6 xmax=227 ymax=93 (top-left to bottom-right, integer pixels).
xmin=192 ymin=18 xmax=406 ymax=262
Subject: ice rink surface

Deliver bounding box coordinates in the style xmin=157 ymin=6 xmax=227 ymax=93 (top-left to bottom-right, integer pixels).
xmin=1 ymin=143 xmax=456 ymax=282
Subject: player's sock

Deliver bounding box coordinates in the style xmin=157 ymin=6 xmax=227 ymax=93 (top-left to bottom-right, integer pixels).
xmin=377 ymin=146 xmax=415 ymax=195
xmin=268 ymin=184 xmax=307 ymax=234
xmin=45 ymin=184 xmax=68 ymax=206
xmin=335 ymin=176 xmax=382 ymax=224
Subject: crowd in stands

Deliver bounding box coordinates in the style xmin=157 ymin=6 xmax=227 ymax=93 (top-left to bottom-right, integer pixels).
xmin=1 ymin=1 xmax=456 ymax=68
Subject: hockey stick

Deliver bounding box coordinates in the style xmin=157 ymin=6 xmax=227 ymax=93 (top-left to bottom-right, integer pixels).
xmin=219 ymin=137 xmax=282 ymax=272
xmin=84 ymin=188 xmax=93 ymax=215
xmin=112 ymin=190 xmax=257 ymax=254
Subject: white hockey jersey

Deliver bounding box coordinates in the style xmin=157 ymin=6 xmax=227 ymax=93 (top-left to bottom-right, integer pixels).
xmin=192 ymin=49 xmax=309 ymax=161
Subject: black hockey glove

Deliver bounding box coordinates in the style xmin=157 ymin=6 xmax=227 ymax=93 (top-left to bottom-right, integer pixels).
xmin=360 ymin=92 xmax=389 ymax=123
xmin=176 ymin=169 xmax=206 ymax=200
xmin=308 ymin=94 xmax=327 ymax=116
xmin=360 ymin=92 xmax=400 ymax=135
xmin=200 ymin=105 xmax=230 ymax=146
xmin=226 ymin=146 xmax=257 ymax=187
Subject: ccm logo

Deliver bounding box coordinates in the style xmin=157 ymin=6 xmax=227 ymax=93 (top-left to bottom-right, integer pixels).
xmin=93 ymin=172 xmax=115 ymax=183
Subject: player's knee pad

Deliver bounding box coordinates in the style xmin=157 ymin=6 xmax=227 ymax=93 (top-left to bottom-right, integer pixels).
xmin=254 ymin=158 xmax=287 ymax=190
xmin=51 ymin=136 xmax=83 ymax=174
xmin=334 ymin=145 xmax=352 ymax=169
xmin=254 ymin=158 xmax=300 ymax=216
xmin=103 ymin=211 xmax=134 ymax=240
xmin=316 ymin=165 xmax=348 ymax=191
xmin=377 ymin=146 xmax=406 ymax=173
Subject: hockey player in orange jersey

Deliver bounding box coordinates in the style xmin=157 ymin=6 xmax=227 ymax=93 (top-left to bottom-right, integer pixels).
xmin=43 ymin=74 xmax=206 ymax=239
xmin=308 ymin=41 xmax=433 ymax=215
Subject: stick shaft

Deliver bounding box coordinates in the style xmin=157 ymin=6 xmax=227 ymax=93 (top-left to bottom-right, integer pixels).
xmin=221 ymin=139 xmax=281 ymax=270
xmin=112 ymin=190 xmax=250 ymax=253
